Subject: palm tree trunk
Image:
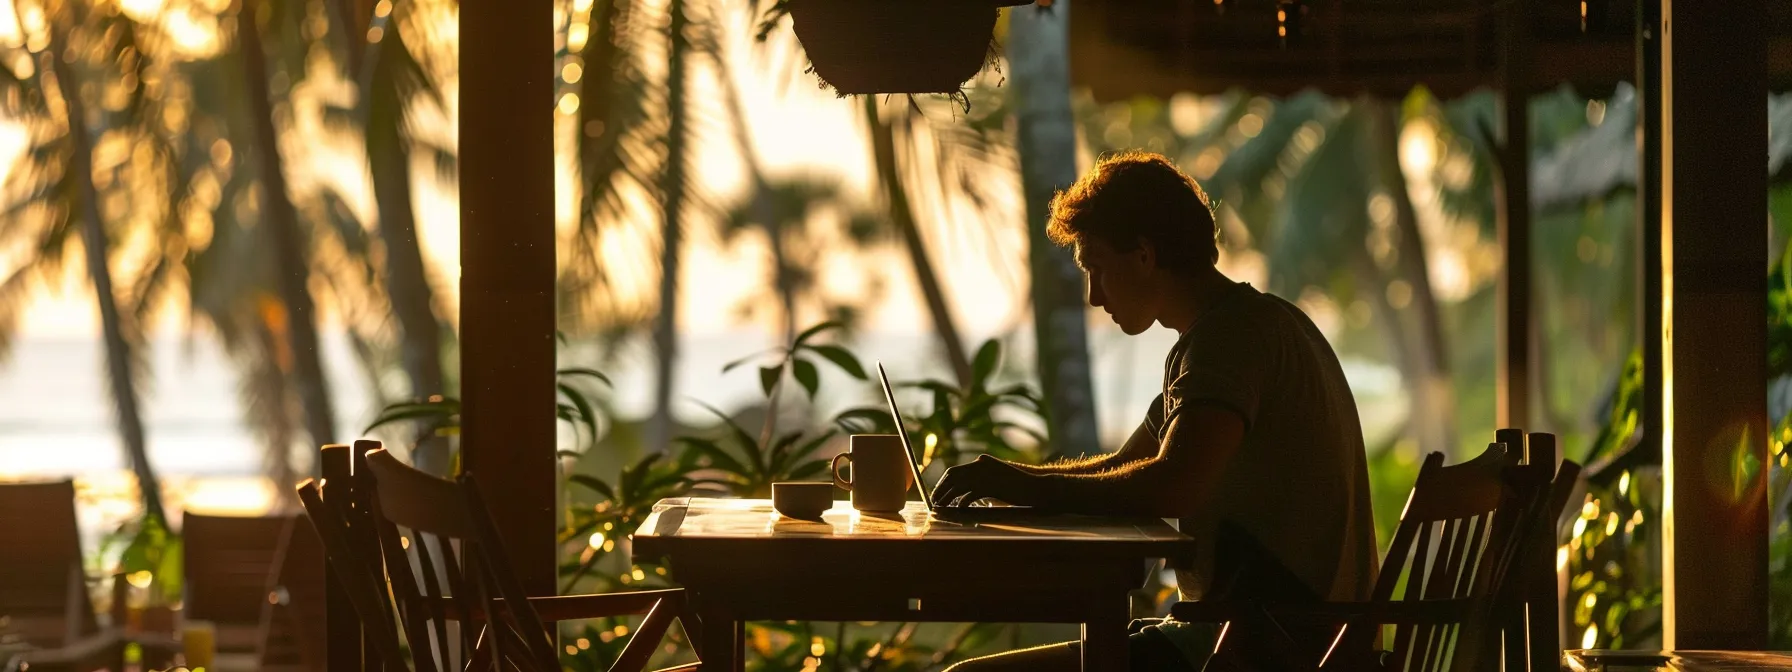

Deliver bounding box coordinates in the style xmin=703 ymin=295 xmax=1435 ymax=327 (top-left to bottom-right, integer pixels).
xmin=1366 ymin=98 xmax=1457 ymax=456
xmin=645 ymin=0 xmax=690 ymax=453
xmin=239 ymin=0 xmax=338 ymax=468
xmin=1009 ymin=3 xmax=1100 ymax=457
xmin=368 ymin=75 xmax=449 ymax=474
xmin=45 ymin=45 xmax=165 ymax=521
xmin=863 ymin=98 xmax=974 ymax=389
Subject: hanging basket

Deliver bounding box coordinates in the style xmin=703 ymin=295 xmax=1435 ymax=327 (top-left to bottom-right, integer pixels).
xmin=788 ymin=0 xmax=1032 ymax=95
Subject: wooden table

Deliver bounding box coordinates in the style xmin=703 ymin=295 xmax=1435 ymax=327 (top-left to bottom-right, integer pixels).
xmin=1565 ymin=650 xmax=1792 ymax=671
xmin=631 ymin=498 xmax=1197 ymax=672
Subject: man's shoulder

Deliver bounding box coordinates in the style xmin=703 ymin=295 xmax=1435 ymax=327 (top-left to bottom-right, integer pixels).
xmin=1184 ymin=286 xmax=1303 ymax=344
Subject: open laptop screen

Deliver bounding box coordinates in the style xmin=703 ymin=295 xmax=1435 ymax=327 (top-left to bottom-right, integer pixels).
xmin=876 ymin=362 xmax=934 ymax=511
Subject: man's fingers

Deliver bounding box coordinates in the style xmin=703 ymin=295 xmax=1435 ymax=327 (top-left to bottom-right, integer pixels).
xmin=932 ymin=473 xmax=963 ymax=506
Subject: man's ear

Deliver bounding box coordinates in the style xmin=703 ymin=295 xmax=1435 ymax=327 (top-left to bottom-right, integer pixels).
xmin=1134 ymin=237 xmax=1158 ymax=269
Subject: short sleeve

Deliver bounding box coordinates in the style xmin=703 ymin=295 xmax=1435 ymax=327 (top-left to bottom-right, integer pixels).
xmin=1143 ymin=392 xmax=1169 ymax=440
xmin=1164 ymin=321 xmax=1271 ymax=427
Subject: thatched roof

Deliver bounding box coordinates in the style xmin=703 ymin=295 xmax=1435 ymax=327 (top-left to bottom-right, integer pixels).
xmin=1072 ymin=0 xmax=1792 ymax=102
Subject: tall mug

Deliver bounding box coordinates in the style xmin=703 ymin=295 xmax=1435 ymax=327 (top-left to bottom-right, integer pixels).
xmin=830 ymin=435 xmax=914 ymax=513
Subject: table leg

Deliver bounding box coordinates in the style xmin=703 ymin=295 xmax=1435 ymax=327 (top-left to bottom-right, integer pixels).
xmin=697 ymin=603 xmax=743 ymax=672
xmin=1081 ymin=598 xmax=1130 ymax=672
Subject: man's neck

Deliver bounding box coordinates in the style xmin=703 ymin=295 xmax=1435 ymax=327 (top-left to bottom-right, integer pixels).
xmin=1160 ymin=269 xmax=1237 ymax=337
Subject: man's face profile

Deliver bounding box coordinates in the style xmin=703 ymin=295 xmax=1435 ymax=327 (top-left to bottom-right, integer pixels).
xmin=1075 ymin=237 xmax=1158 ymax=335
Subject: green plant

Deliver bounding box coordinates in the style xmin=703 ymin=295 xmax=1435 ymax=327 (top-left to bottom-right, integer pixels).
xmin=675 ymin=321 xmax=869 ymax=497
xmin=559 ymin=451 xmax=695 ymax=592
xmin=834 ymin=339 xmax=1049 ymax=472
xmin=1567 ymin=350 xmax=1663 ymax=650
xmin=365 ymin=336 xmax=614 ymax=470
xmin=100 ymin=513 xmax=182 ymax=605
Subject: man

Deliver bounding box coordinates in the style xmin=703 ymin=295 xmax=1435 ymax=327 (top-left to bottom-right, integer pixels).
xmin=938 ymin=151 xmax=1379 ymax=671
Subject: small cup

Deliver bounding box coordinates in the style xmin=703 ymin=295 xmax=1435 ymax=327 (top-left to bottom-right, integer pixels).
xmin=182 ymin=619 xmax=216 ymax=670
xmin=772 ymin=482 xmax=835 ymax=519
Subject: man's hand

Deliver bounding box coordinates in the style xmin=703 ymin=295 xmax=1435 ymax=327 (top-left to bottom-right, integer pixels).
xmin=932 ymin=454 xmax=1036 ymax=507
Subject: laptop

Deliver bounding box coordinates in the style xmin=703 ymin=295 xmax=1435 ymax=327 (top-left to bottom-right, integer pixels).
xmin=876 ymin=362 xmax=1039 ymax=521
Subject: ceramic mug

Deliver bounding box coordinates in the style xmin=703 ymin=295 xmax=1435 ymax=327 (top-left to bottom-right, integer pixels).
xmin=830 ymin=434 xmax=913 ymax=512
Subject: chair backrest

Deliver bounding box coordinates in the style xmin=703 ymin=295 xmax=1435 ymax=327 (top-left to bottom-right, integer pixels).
xmin=296 ymin=443 xmax=561 ymax=672
xmin=1491 ymin=429 xmax=1582 ymax=672
xmin=182 ymin=513 xmax=292 ymax=632
xmin=0 ymin=481 xmax=97 ymax=648
xmin=256 ymin=514 xmax=329 ymax=671
xmin=361 ymin=446 xmax=562 ymax=672
xmin=1349 ymin=442 xmax=1536 ymax=672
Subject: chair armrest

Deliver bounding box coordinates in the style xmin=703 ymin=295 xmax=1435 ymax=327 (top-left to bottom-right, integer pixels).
xmin=1171 ymin=599 xmax=1469 ymax=626
xmin=441 ymin=588 xmax=687 ymax=622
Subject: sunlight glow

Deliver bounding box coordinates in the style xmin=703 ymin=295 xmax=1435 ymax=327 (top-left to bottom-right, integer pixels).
xmin=1399 ymin=119 xmax=1437 ymax=174
xmin=567 ymin=21 xmax=589 ymax=52
xmin=119 ymin=0 xmax=164 ymax=22
xmin=0 ymin=1 xmax=19 ymax=47
xmin=1618 ymin=470 xmax=1631 ymax=496
xmin=562 ymin=62 xmax=583 ymax=84
xmin=1237 ymin=113 xmax=1264 ymax=138
xmin=588 ymin=531 xmax=606 ymax=549
xmin=558 ymin=92 xmax=580 ymax=115
xmin=164 ymin=10 xmax=218 ymax=55
xmin=1582 ymin=625 xmax=1599 ymax=649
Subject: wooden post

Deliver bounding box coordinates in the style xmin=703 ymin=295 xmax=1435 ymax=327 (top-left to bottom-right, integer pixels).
xmin=460 ymin=0 xmax=558 ymax=596
xmin=1495 ymin=0 xmax=1532 ymax=432
xmin=1658 ymin=0 xmax=1771 ymax=650
xmin=1634 ymin=0 xmax=1663 ymax=469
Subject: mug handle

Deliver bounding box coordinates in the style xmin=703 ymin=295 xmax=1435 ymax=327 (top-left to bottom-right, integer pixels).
xmin=831 ymin=453 xmax=854 ymax=491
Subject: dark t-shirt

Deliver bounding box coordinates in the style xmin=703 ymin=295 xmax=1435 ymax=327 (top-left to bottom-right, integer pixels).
xmin=1144 ymin=282 xmax=1378 ymax=605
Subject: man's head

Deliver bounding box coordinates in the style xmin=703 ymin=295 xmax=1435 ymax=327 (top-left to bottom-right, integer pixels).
xmin=1047 ymin=151 xmax=1220 ymax=334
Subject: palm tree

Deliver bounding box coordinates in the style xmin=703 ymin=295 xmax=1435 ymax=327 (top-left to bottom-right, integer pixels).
xmin=320 ymin=0 xmax=454 ymax=473
xmin=0 ymin=0 xmax=167 ymax=519
xmin=234 ymin=0 xmax=340 ymax=466
xmin=863 ymin=96 xmax=976 ymax=387
xmin=645 ymin=0 xmax=694 ymax=453
xmin=1007 ymin=2 xmax=1100 ymax=457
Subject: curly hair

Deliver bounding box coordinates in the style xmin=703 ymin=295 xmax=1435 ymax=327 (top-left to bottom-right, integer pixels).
xmin=1046 ymin=151 xmax=1219 ymax=272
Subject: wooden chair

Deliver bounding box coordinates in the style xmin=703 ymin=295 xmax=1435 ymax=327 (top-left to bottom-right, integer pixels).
xmin=1490 ymin=429 xmax=1581 ymax=672
xmin=179 ymin=512 xmax=327 ymax=671
xmin=253 ymin=513 xmax=329 ymax=671
xmin=294 ymin=441 xmax=702 ymax=671
xmin=1172 ymin=441 xmax=1565 ymax=671
xmin=0 ymin=481 xmax=175 ymax=672
xmin=181 ymin=513 xmax=292 ymax=662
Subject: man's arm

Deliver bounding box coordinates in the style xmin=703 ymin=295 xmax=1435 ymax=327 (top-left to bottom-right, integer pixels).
xmin=1024 ymin=403 xmax=1244 ymax=517
xmin=1013 ymin=422 xmax=1159 ymax=475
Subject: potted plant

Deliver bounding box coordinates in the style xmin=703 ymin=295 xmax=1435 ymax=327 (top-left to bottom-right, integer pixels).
xmin=778 ymin=0 xmax=1034 ymax=95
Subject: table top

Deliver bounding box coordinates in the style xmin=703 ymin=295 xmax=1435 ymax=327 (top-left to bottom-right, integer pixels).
xmin=1565 ymin=650 xmax=1792 ymax=671
xmin=631 ymin=498 xmax=1196 ymax=566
